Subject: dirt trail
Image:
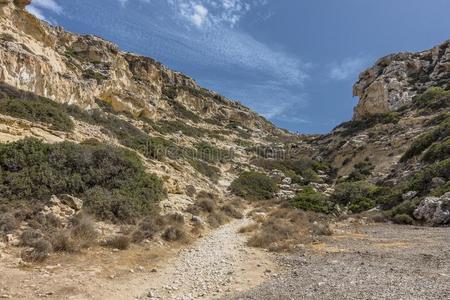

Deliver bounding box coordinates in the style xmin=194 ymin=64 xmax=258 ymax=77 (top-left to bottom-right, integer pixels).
xmin=135 ymin=217 xmax=277 ymax=300
xmin=0 ymin=216 xmax=277 ymax=300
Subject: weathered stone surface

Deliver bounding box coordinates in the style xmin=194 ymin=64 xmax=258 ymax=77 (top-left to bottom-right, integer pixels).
xmin=353 ymin=40 xmax=450 ymax=119
xmin=0 ymin=2 xmax=278 ymax=133
xmin=414 ymin=192 xmax=450 ymax=225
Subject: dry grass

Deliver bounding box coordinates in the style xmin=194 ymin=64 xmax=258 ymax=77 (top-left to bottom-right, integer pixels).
xmin=207 ymin=211 xmax=229 ymax=228
xmin=0 ymin=213 xmax=18 ymax=234
xmin=70 ymin=214 xmax=98 ymax=248
xmin=238 ymin=223 xmax=259 ymax=233
xmin=51 ymin=230 xmax=78 ymax=253
xmin=162 ymin=226 xmax=188 ymax=242
xmin=21 ymin=239 xmax=52 ymax=262
xmin=245 ymin=207 xmax=330 ymax=252
xmin=221 ymin=204 xmax=243 ymax=219
xmin=104 ymin=235 xmax=131 ymax=250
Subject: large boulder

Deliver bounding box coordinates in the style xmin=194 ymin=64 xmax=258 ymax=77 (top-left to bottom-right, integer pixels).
xmin=414 ymin=192 xmax=450 ymax=226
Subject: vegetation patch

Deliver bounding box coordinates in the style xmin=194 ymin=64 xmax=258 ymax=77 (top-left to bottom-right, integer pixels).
xmin=253 ymin=158 xmax=333 ymax=184
xmin=188 ymin=159 xmax=221 ymax=181
xmin=412 ymin=87 xmax=450 ymax=112
xmin=0 ymin=138 xmax=165 ymax=223
xmin=336 ymin=112 xmax=400 ymax=136
xmin=401 ymin=117 xmax=450 ymax=162
xmin=332 ymin=181 xmax=377 ymax=213
xmin=230 ymin=172 xmax=278 ymax=200
xmin=0 ymin=84 xmax=74 ymax=131
xmin=291 ymin=187 xmax=331 ymax=213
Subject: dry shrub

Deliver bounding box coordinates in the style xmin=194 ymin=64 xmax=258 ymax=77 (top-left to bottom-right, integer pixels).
xmin=51 ymin=231 xmax=78 ymax=252
xmin=186 ymin=185 xmax=196 ymax=197
xmin=221 ymin=204 xmax=243 ymax=219
xmin=311 ymin=222 xmax=333 ymax=236
xmin=238 ymin=223 xmax=259 ymax=233
xmin=0 ymin=213 xmax=18 ymax=234
xmin=132 ymin=215 xmax=166 ymax=242
xmin=368 ymin=212 xmax=388 ymax=223
xmin=164 ymin=213 xmax=185 ymax=224
xmin=197 ymin=199 xmax=217 ymax=213
xmin=248 ymin=219 xmax=296 ymax=249
xmin=162 ymin=226 xmax=188 ymax=242
xmin=20 ymin=229 xmax=42 ymax=247
xmin=104 ymin=235 xmax=131 ymax=250
xmin=21 ymin=239 xmax=52 ymax=262
xmin=70 ymin=214 xmax=97 ymax=248
xmin=207 ymin=211 xmax=228 ymax=228
xmin=247 ymin=207 xmax=317 ymax=252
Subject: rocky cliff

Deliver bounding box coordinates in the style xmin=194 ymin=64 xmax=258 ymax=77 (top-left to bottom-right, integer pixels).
xmin=353 ymin=40 xmax=450 ymax=120
xmin=0 ymin=0 xmax=277 ymax=132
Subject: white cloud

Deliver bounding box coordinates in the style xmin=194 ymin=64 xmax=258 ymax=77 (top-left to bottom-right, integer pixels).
xmin=31 ymin=0 xmax=62 ymax=14
xmin=27 ymin=0 xmax=62 ymax=21
xmin=26 ymin=5 xmax=47 ymax=20
xmin=169 ymin=0 xmax=264 ymax=28
xmin=190 ymin=4 xmax=209 ymax=28
xmin=329 ymin=57 xmax=366 ymax=81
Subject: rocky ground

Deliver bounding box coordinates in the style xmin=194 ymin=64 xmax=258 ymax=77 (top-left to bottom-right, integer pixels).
xmin=139 ymin=216 xmax=277 ymax=300
xmin=1 ymin=216 xmax=449 ymax=299
xmin=228 ymin=223 xmax=450 ymax=300
xmin=0 ymin=215 xmax=277 ymax=300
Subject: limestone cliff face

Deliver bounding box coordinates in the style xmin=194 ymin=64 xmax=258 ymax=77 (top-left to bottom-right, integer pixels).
xmin=0 ymin=0 xmax=277 ymax=132
xmin=353 ymin=40 xmax=450 ymax=120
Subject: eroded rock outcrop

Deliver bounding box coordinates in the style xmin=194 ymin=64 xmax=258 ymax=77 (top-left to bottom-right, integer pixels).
xmin=0 ymin=0 xmax=276 ymax=132
xmin=353 ymin=40 xmax=450 ymax=119
xmin=414 ymin=192 xmax=450 ymax=226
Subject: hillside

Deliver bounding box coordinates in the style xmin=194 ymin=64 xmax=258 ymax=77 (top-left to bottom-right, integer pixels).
xmin=0 ymin=1 xmax=449 ymax=299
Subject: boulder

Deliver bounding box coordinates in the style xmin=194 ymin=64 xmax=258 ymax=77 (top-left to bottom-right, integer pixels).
xmin=414 ymin=192 xmax=450 ymax=226
xmin=281 ymin=177 xmax=292 ymax=185
xmin=402 ymin=191 xmax=418 ymax=201
xmin=59 ymin=194 xmax=83 ymax=211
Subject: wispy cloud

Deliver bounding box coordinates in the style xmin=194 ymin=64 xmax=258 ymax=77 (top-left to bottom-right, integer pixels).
xmin=329 ymin=57 xmax=367 ymax=81
xmin=168 ymin=0 xmax=264 ymax=28
xmin=27 ymin=0 xmax=62 ymax=21
xmin=29 ymin=0 xmax=310 ymax=128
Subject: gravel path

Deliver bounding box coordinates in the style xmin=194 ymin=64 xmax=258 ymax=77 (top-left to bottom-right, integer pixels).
xmin=227 ymin=224 xmax=450 ymax=300
xmin=140 ymin=217 xmax=277 ymax=300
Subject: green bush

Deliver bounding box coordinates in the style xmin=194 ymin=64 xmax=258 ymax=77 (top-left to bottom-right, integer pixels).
xmin=168 ymin=100 xmax=201 ymax=123
xmin=371 ymin=186 xmax=404 ymax=210
xmin=253 ymin=158 xmax=332 ymax=184
xmin=332 ymin=181 xmax=377 ymax=212
xmin=188 ymin=159 xmax=221 ymax=182
xmin=230 ymin=172 xmax=278 ymax=200
xmin=422 ymin=138 xmax=450 ymax=163
xmin=408 ymin=158 xmax=450 ymax=195
xmin=66 ymin=106 xmax=175 ymax=160
xmin=337 ymin=112 xmax=400 ymax=136
xmin=392 ymin=213 xmax=414 ymax=225
xmin=155 ymin=119 xmax=208 ymax=138
xmin=401 ymin=117 xmax=450 ymax=162
xmin=0 ymin=87 xmax=74 ymax=131
xmin=412 ymin=87 xmax=450 ymax=111
xmin=346 ymin=160 xmax=374 ymax=182
xmin=0 ymin=138 xmax=165 ymax=223
xmin=195 ymin=142 xmax=231 ymax=163
xmin=291 ymin=187 xmax=331 ymax=213
xmin=391 ymin=198 xmax=421 ymax=218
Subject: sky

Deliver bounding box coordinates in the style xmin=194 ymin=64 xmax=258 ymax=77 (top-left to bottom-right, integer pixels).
xmin=27 ymin=0 xmax=450 ymax=133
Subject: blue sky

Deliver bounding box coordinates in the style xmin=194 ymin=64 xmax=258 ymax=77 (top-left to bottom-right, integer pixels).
xmin=28 ymin=0 xmax=450 ymax=133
